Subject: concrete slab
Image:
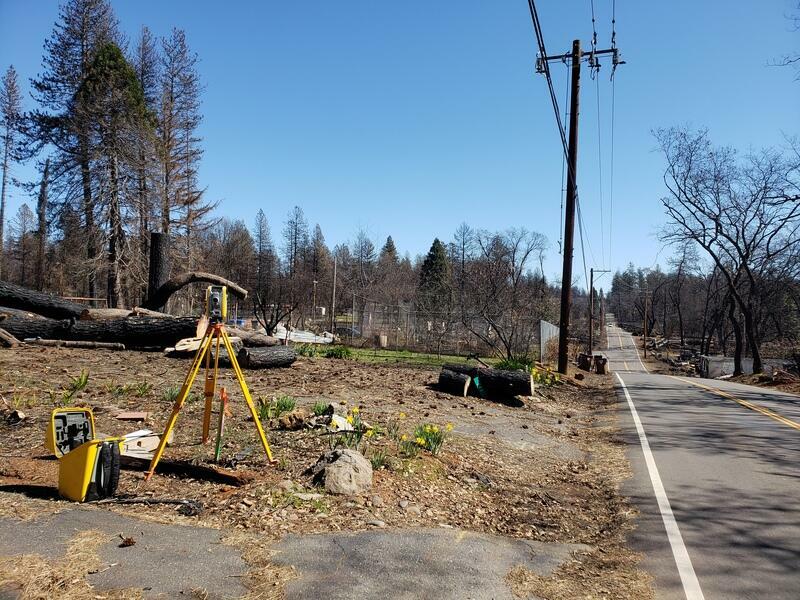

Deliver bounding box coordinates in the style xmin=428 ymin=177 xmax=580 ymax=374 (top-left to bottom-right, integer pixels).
xmin=272 ymin=527 xmax=588 ymax=600
xmin=0 ymin=507 xmax=247 ymax=599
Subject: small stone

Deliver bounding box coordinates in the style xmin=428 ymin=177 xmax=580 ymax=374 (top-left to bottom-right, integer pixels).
xmin=406 ymin=505 xmax=422 ymax=516
xmin=371 ymin=495 xmax=384 ymax=508
xmin=295 ymin=493 xmax=323 ymax=501
xmin=399 ymin=500 xmax=409 ymax=509
xmin=366 ymin=519 xmax=386 ymax=528
xmin=241 ymin=498 xmax=255 ymax=507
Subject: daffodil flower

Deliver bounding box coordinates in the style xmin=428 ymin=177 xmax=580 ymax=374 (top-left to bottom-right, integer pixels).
xmin=445 ymin=423 xmax=454 ymax=431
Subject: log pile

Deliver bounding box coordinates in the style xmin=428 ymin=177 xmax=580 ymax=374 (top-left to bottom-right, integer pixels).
xmin=438 ymin=363 xmax=534 ymax=401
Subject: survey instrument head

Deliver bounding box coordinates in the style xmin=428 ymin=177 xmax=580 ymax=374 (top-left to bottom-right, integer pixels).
xmin=205 ymin=285 xmax=227 ymax=322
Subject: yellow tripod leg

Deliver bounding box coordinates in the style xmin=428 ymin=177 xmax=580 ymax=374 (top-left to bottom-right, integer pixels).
xmin=145 ymin=329 xmax=215 ymax=481
xmin=201 ymin=331 xmax=222 ymax=443
xmin=220 ymin=328 xmax=276 ymax=463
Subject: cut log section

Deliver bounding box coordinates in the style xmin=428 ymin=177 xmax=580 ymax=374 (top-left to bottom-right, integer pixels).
xmin=0 ymin=315 xmax=198 ymax=349
xmin=226 ymin=327 xmax=280 ymax=347
xmin=142 ymin=272 xmax=248 ymax=311
xmin=232 ymin=346 xmax=297 ymax=369
xmin=0 ymin=280 xmax=88 ymax=320
xmin=438 ymin=369 xmax=471 ymax=397
xmin=440 ymin=364 xmax=533 ymax=398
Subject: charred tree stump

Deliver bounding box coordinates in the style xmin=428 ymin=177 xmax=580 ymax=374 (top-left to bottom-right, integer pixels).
xmin=438 ymin=369 xmax=471 ymax=397
xmin=0 ymin=280 xmax=88 ymax=320
xmin=441 ymin=364 xmax=534 ymax=398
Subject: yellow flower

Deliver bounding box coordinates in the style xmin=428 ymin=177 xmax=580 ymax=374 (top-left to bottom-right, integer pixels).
xmin=424 ymin=425 xmax=432 ymax=433
xmin=346 ymin=415 xmax=354 ymax=425
xmin=365 ymin=429 xmax=374 ymax=438
xmin=400 ymin=434 xmax=408 ymax=441
xmin=352 ymin=406 xmax=360 ymax=414
xmin=399 ymin=412 xmax=406 ymax=419
xmin=415 ymin=436 xmax=426 ymax=446
xmin=445 ymin=423 xmax=454 ymax=432
xmin=331 ymin=420 xmax=339 ymax=430
xmin=432 ymin=425 xmax=439 ymax=433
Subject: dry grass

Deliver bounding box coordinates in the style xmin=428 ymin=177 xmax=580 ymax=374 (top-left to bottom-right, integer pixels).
xmin=223 ymin=531 xmax=297 ymax=599
xmin=0 ymin=529 xmax=141 ymax=599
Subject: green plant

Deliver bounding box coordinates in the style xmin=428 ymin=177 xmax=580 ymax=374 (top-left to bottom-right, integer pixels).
xmin=370 ymin=448 xmax=390 ymax=470
xmin=56 ymin=369 xmax=89 ymax=405
xmin=162 ymin=385 xmax=181 ymax=403
xmin=312 ymin=401 xmax=330 ymax=416
xmin=323 ymin=345 xmax=352 ymax=359
xmin=495 ymin=357 xmax=534 ymax=372
xmin=531 ymin=367 xmax=559 ymax=386
xmin=296 ymin=343 xmax=319 ymax=357
xmin=134 ymin=381 xmax=152 ymax=397
xmin=329 ymin=407 xmax=370 ymax=451
xmin=413 ymin=422 xmax=453 ymax=456
xmin=257 ymin=396 xmax=273 ymax=421
xmin=274 ymin=395 xmax=296 ymax=415
xmin=398 ymin=435 xmax=420 ymax=458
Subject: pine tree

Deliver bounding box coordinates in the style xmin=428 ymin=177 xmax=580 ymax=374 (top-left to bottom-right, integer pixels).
xmin=35 ymin=159 xmax=50 ymax=290
xmin=418 ymin=238 xmax=450 ymax=302
xmin=0 ymin=65 xmax=22 ymax=279
xmin=11 ymin=203 xmax=35 ymax=286
xmin=379 ymin=235 xmax=398 ymax=263
xmin=283 ymin=206 xmax=308 ymax=279
xmin=30 ymin=0 xmax=119 ymax=298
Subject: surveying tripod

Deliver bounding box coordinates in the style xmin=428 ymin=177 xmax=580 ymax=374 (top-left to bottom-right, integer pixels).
xmin=145 ymin=287 xmax=275 ymax=480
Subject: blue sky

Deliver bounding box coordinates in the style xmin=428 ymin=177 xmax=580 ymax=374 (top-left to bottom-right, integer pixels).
xmin=1 ymin=0 xmax=798 ymax=288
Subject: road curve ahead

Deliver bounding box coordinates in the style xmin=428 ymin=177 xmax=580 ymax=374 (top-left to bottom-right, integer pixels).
xmin=606 ymin=320 xmax=800 ymax=599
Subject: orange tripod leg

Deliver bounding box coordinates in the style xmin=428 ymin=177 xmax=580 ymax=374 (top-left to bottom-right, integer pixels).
xmin=201 ymin=329 xmax=222 ymax=443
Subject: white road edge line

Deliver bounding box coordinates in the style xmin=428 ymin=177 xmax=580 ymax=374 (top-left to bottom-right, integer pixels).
xmin=630 ymin=333 xmax=648 ymax=372
xmin=616 ymin=372 xmax=704 ymax=600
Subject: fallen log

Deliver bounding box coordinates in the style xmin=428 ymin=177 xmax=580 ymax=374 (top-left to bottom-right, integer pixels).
xmin=474 ymin=367 xmax=533 ymax=398
xmin=0 ymin=315 xmax=197 ymax=348
xmin=0 ymin=280 xmax=88 ymax=320
xmin=0 ymin=327 xmax=20 ymax=347
xmin=441 ymin=364 xmax=534 ymax=397
xmin=0 ymin=306 xmax=47 ymax=320
xmin=233 ymin=346 xmax=297 ymax=369
xmin=142 ymin=272 xmax=248 ymax=311
xmin=226 ymin=326 xmax=280 ymax=347
xmin=24 ymin=338 xmax=125 ymax=350
xmin=438 ymin=369 xmax=471 ymax=397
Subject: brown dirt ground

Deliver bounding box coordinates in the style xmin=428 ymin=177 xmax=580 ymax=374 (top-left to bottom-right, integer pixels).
xmin=0 ymin=346 xmax=652 ymax=599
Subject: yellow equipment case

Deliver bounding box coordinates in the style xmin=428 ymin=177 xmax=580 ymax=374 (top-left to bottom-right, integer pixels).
xmin=46 ymin=408 xmax=122 ymax=502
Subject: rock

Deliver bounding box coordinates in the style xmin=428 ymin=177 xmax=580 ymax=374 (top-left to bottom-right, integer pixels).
xmin=7 ymin=409 xmax=26 ymax=424
xmin=406 ymin=505 xmax=422 ymax=516
xmin=295 ymin=492 xmax=323 ymax=501
xmin=399 ymin=500 xmax=409 ymax=509
xmin=278 ymin=408 xmax=310 ymax=431
xmin=371 ymin=495 xmax=384 ymax=508
xmin=306 ymin=449 xmax=373 ymax=495
xmin=575 ymin=373 xmax=585 ymax=381
xmin=366 ymin=519 xmax=386 ymax=528
xmin=275 ymin=480 xmax=295 ymax=492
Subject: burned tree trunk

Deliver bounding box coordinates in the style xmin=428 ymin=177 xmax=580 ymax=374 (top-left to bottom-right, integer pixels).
xmin=441 ymin=364 xmax=534 ymax=398
xmin=0 ymin=315 xmax=197 ymax=348
xmin=0 ymin=280 xmax=88 ymax=320
xmin=438 ymin=369 xmax=471 ymax=397
xmin=147 ymin=232 xmax=170 ymax=307
xmin=142 ymin=272 xmax=248 ymax=311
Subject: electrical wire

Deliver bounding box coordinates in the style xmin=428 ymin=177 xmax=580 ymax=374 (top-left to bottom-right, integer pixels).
xmin=609 ymin=73 xmax=616 ymax=271
xmin=558 ymin=60 xmax=570 ymax=255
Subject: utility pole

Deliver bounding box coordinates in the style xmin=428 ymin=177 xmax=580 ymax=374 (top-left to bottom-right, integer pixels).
xmin=538 ymin=39 xmax=623 ymax=374
xmin=588 ymin=268 xmax=610 ymax=353
xmin=556 ymin=39 xmax=581 ymax=374
xmin=643 ymin=288 xmax=649 ymax=358
xmin=329 ymin=256 xmax=337 ymax=334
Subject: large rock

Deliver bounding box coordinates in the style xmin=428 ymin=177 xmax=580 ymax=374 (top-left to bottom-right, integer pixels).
xmin=307 ymin=449 xmax=373 ymax=495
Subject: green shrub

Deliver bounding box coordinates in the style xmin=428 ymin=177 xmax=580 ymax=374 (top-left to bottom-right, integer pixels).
xmin=296 ymin=343 xmax=319 ymax=357
xmin=135 ymin=381 xmax=152 ymax=397
xmin=274 ymin=395 xmax=296 ymax=415
xmin=312 ymin=401 xmax=330 ymax=416
xmin=495 ymin=357 xmax=534 ymax=372
xmin=162 ymin=385 xmax=181 ymax=404
xmin=324 ymin=345 xmax=352 ymax=359
xmin=257 ymin=395 xmax=297 ymax=421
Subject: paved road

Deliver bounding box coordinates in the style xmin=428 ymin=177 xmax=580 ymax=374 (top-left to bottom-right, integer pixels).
xmin=606 ymin=321 xmax=800 ymax=599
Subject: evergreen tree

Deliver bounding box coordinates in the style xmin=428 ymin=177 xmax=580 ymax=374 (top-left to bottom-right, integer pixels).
xmin=379 ymin=235 xmax=398 ymax=263
xmin=0 ymin=65 xmax=22 ymax=279
xmin=30 ymin=0 xmax=119 ymax=298
xmin=418 ymin=238 xmax=450 ymax=303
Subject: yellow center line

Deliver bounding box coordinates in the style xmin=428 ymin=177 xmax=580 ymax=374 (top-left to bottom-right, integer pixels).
xmin=623 ymin=361 xmax=630 ymax=371
xmin=669 ymin=376 xmax=800 ymax=431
